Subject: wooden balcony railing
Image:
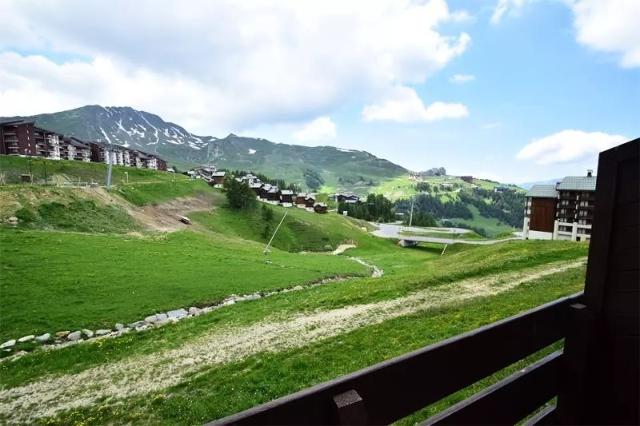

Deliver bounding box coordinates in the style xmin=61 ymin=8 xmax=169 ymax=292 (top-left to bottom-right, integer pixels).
xmin=211 ymin=293 xmax=583 ymax=426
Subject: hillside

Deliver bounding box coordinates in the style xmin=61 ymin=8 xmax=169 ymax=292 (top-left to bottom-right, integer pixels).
xmin=373 ymin=174 xmax=527 ymax=237
xmin=2 ymin=105 xmax=407 ymax=191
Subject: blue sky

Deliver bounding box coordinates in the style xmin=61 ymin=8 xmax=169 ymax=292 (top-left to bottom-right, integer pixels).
xmin=1 ymin=0 xmax=638 ymax=182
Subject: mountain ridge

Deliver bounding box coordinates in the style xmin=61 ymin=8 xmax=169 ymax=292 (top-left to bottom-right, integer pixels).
xmin=2 ymin=105 xmax=407 ymax=191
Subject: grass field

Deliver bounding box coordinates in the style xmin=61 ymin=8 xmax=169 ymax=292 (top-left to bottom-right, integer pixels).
xmin=0 ymin=174 xmax=590 ymax=425
xmin=0 ymin=155 xmax=185 ymax=185
xmin=0 ymin=228 xmax=369 ymax=341
xmin=115 ymin=180 xmax=211 ymax=206
xmin=444 ymin=204 xmax=516 ymax=236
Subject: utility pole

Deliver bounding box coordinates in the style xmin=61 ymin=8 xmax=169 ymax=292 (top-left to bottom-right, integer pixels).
xmin=263 ymin=211 xmax=288 ymax=254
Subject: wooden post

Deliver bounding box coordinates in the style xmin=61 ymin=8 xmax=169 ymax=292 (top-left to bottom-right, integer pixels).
xmin=333 ymin=389 xmax=367 ymax=425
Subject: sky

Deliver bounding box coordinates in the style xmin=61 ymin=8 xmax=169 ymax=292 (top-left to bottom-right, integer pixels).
xmin=0 ymin=0 xmax=638 ymax=183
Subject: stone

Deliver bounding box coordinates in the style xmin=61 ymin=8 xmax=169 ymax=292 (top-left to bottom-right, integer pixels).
xmin=0 ymin=339 xmax=16 ymax=349
xmin=7 ymin=216 xmax=18 ymax=225
xmin=115 ymin=323 xmax=125 ymax=331
xmin=145 ymin=313 xmax=168 ymax=323
xmin=95 ymin=329 xmax=111 ymax=336
xmin=188 ymin=307 xmax=201 ymax=316
xmin=167 ymin=308 xmax=188 ymax=319
xmin=18 ymin=335 xmax=35 ymax=343
xmin=223 ymin=299 xmax=236 ymax=306
xmin=55 ymin=331 xmax=70 ymax=339
xmin=128 ymin=321 xmax=146 ymax=329
xmin=293 ymin=285 xmax=304 ymax=291
xmin=82 ymin=329 xmax=94 ymax=338
xmin=245 ymin=293 xmax=261 ymax=301
xmin=35 ymin=333 xmax=51 ymax=343
xmin=67 ymin=331 xmax=82 ymax=341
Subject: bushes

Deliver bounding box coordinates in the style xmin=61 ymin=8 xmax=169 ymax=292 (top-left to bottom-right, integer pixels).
xmin=15 ymin=207 xmax=37 ymax=224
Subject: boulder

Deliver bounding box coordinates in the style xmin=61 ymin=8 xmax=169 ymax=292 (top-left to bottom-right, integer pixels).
xmin=35 ymin=333 xmax=51 ymax=343
xmin=0 ymin=339 xmax=16 ymax=349
xmin=7 ymin=216 xmax=18 ymax=226
xmin=18 ymin=335 xmax=35 ymax=343
xmin=128 ymin=320 xmax=146 ymax=328
xmin=95 ymin=329 xmax=111 ymax=336
xmin=82 ymin=329 xmax=94 ymax=338
xmin=67 ymin=331 xmax=82 ymax=341
xmin=167 ymin=308 xmax=188 ymax=320
xmin=115 ymin=323 xmax=125 ymax=331
xmin=188 ymin=307 xmax=201 ymax=316
xmin=55 ymin=331 xmax=70 ymax=339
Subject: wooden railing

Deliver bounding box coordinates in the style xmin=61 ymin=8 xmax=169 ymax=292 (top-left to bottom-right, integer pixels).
xmin=210 ymin=293 xmax=583 ymax=426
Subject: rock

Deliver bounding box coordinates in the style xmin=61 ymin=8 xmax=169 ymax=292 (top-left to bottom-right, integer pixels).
xmin=0 ymin=339 xmax=16 ymax=349
xmin=145 ymin=313 xmax=168 ymax=323
xmin=67 ymin=331 xmax=82 ymax=341
xmin=35 ymin=333 xmax=51 ymax=343
xmin=223 ymin=299 xmax=236 ymax=306
xmin=7 ymin=216 xmax=18 ymax=226
xmin=95 ymin=329 xmax=111 ymax=336
xmin=167 ymin=308 xmax=188 ymax=320
xmin=55 ymin=331 xmax=70 ymax=339
xmin=188 ymin=307 xmax=201 ymax=316
xmin=18 ymin=335 xmax=35 ymax=343
xmin=293 ymin=285 xmax=304 ymax=291
xmin=114 ymin=323 xmax=125 ymax=331
xmin=245 ymin=293 xmax=261 ymax=301
xmin=135 ymin=324 xmax=149 ymax=332
xmin=128 ymin=320 xmax=146 ymax=329
xmin=82 ymin=329 xmax=94 ymax=338
xmin=153 ymin=318 xmax=170 ymax=327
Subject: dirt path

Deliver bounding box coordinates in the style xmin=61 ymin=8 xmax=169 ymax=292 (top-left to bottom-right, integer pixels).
xmin=0 ymin=258 xmax=586 ymax=423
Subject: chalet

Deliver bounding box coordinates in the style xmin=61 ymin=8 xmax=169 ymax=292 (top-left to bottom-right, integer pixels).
xmin=266 ymin=186 xmax=280 ymax=203
xmin=249 ymin=181 xmax=263 ymax=195
xmin=522 ymin=184 xmax=558 ymax=240
xmin=280 ymin=189 xmax=294 ymax=205
xmin=305 ymin=194 xmax=316 ymax=208
xmin=494 ymin=185 xmax=511 ymax=193
xmin=295 ymin=193 xmax=307 ymax=207
xmin=313 ymin=202 xmax=328 ymax=214
xmin=210 ymin=171 xmax=226 ymax=187
xmin=258 ymin=183 xmax=272 ymax=200
xmin=523 ymin=170 xmax=597 ymax=242
xmin=335 ymin=193 xmax=360 ymax=204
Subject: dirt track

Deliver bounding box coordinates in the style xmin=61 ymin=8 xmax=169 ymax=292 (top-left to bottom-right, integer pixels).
xmin=0 ymin=258 xmax=586 ymax=423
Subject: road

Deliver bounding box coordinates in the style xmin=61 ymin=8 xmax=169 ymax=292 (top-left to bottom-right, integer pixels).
xmin=371 ymin=223 xmax=522 ymax=245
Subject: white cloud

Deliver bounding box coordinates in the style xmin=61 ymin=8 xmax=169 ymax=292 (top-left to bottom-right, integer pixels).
xmin=491 ymin=0 xmax=530 ymax=24
xmin=362 ymin=86 xmax=468 ymax=123
xmin=570 ymin=0 xmax=640 ymax=68
xmin=0 ymin=0 xmax=471 ymax=133
xmin=450 ymin=74 xmax=475 ymax=84
xmin=516 ymin=130 xmax=628 ymax=165
xmin=293 ymin=117 xmax=336 ymax=142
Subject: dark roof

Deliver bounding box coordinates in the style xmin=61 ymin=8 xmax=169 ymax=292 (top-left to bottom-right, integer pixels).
xmin=526 ymin=184 xmax=558 ymax=198
xmin=557 ymin=176 xmax=597 ymax=191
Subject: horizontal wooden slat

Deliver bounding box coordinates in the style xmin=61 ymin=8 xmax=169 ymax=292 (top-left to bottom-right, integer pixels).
xmin=422 ymin=351 xmax=562 ymax=425
xmin=210 ymin=294 xmax=582 ymax=426
xmin=525 ymin=404 xmax=557 ymax=425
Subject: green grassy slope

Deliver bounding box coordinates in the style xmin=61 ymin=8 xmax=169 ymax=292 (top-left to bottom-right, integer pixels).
xmin=0 ymin=155 xmax=185 ymax=185
xmin=0 ymin=229 xmax=369 ymax=341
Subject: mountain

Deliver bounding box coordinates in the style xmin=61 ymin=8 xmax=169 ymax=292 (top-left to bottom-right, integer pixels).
xmin=2 ymin=105 xmax=407 ymax=191
xmin=518 ymin=178 xmax=562 ymax=190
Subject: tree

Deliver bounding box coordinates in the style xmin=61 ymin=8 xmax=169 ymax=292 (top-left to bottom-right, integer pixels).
xmin=261 ymin=204 xmax=274 ymax=222
xmin=225 ymin=177 xmax=257 ymax=210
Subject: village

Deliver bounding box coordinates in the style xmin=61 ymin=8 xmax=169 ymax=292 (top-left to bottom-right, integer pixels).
xmin=188 ymin=165 xmax=362 ymax=215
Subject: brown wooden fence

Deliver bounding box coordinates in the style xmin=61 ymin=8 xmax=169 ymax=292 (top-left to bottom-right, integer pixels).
xmin=210 ymin=138 xmax=639 ymax=426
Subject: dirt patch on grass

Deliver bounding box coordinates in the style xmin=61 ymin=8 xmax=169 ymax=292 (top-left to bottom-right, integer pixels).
xmin=0 ymin=258 xmax=586 ymax=423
